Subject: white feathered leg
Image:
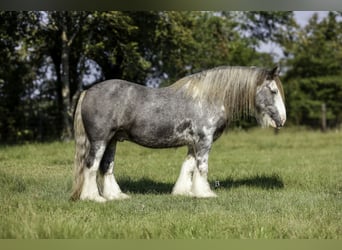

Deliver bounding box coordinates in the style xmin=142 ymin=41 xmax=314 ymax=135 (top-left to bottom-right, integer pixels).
xmin=80 ymin=142 xmax=107 ymax=202
xmin=172 ymin=151 xmax=196 ymax=196
xmin=191 ymin=143 xmax=217 ymax=198
xmin=102 ymin=162 xmax=130 ymax=200
xmin=101 ymin=142 xmax=130 ymax=200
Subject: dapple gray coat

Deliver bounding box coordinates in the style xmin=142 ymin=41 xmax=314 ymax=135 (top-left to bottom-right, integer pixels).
xmin=72 ymin=66 xmax=286 ymax=202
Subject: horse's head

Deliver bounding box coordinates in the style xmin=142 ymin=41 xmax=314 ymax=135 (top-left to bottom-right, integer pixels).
xmin=255 ymin=66 xmax=286 ymax=128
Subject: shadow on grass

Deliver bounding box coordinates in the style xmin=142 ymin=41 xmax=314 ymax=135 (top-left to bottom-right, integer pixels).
xmin=215 ymin=174 xmax=284 ymax=190
xmin=119 ymin=174 xmax=284 ymax=194
xmin=119 ymin=177 xmax=173 ymax=194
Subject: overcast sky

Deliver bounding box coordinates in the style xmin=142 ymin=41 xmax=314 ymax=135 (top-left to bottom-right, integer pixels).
xmin=294 ymin=11 xmax=328 ymax=27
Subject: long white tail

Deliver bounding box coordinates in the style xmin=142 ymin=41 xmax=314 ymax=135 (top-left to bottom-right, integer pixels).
xmin=71 ymin=91 xmax=89 ymax=201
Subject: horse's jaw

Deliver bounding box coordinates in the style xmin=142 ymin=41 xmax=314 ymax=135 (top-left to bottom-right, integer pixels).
xmin=256 ymin=113 xmax=278 ymax=128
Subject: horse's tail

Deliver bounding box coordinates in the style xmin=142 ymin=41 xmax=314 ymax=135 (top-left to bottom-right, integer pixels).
xmin=70 ymin=91 xmax=89 ymax=201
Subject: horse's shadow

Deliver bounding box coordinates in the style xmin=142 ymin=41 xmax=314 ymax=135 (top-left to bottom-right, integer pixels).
xmin=216 ymin=173 xmax=284 ymax=190
xmin=119 ymin=174 xmax=284 ymax=195
xmin=119 ymin=178 xmax=172 ymax=194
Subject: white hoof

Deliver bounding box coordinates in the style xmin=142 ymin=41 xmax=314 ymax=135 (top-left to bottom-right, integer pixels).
xmin=194 ymin=191 xmax=218 ymax=198
xmin=172 ymin=180 xmax=193 ymax=196
xmin=103 ymin=192 xmax=130 ymax=201
xmin=172 ymin=189 xmax=194 ymax=197
xmin=80 ymin=194 xmax=107 ymax=203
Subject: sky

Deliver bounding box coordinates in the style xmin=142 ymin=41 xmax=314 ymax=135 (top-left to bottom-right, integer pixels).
xmin=294 ymin=11 xmax=328 ymax=27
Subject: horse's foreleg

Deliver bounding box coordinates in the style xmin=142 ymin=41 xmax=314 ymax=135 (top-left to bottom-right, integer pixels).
xmin=172 ymin=148 xmax=196 ymax=196
xmin=191 ymin=149 xmax=217 ymax=198
xmin=100 ymin=141 xmax=129 ymax=200
xmin=80 ymin=141 xmax=107 ymax=202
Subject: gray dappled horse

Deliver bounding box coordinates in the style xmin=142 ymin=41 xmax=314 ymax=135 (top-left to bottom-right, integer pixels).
xmin=71 ymin=66 xmax=286 ymax=202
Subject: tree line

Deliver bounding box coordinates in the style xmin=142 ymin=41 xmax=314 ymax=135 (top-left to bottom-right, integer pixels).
xmin=0 ymin=11 xmax=341 ymax=143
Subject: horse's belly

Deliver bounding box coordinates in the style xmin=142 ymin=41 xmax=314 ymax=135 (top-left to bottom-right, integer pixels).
xmin=127 ymin=122 xmax=191 ymax=149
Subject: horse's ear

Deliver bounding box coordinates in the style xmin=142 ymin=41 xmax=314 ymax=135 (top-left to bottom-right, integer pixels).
xmin=270 ymin=65 xmax=280 ymax=78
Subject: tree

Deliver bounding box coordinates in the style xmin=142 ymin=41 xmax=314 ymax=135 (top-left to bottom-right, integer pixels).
xmin=0 ymin=11 xmax=42 ymax=142
xmin=35 ymin=11 xmax=92 ymax=140
xmin=85 ymin=11 xmax=151 ymax=83
xmin=190 ymin=12 xmax=276 ymax=72
xmin=239 ymin=11 xmax=297 ymax=45
xmin=1 ymin=11 xmax=305 ymax=142
xmin=282 ymin=12 xmax=342 ymax=128
xmin=129 ymin=11 xmax=280 ymax=85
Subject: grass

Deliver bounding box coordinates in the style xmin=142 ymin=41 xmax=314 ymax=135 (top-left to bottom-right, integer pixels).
xmin=0 ymin=128 xmax=341 ymax=238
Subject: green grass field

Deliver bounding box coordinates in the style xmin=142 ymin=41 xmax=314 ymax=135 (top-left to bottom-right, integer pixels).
xmin=0 ymin=128 xmax=341 ymax=239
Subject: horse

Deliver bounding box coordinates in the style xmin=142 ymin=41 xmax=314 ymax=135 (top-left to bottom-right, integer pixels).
xmin=71 ymin=65 xmax=286 ymax=202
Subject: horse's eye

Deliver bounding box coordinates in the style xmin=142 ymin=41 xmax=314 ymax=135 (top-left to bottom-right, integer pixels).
xmin=267 ymin=84 xmax=278 ymax=94
xmin=270 ymin=88 xmax=278 ymax=94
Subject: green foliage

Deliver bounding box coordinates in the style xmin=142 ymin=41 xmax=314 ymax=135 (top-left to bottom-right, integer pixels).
xmin=286 ymin=76 xmax=342 ymax=127
xmin=283 ymin=12 xmax=342 ymax=127
xmin=85 ymin=11 xmax=151 ymax=82
xmin=0 ymin=11 xmax=41 ymax=142
xmin=239 ymin=11 xmax=297 ymax=45
xmin=0 ymin=129 xmax=341 ymax=238
xmin=1 ymin=11 xmax=290 ymax=142
xmin=1 ymin=11 xmax=342 ymax=142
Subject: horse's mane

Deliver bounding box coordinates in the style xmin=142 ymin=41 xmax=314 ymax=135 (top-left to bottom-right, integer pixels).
xmin=170 ymin=66 xmax=284 ymax=121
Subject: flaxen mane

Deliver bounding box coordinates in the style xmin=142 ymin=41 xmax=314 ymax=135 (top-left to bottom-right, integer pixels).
xmin=170 ymin=66 xmax=284 ymax=121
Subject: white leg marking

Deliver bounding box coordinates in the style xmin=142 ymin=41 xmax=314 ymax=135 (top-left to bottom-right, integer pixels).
xmin=102 ymin=162 xmax=130 ymax=200
xmin=172 ymin=154 xmax=196 ymax=196
xmin=80 ymin=144 xmax=106 ymax=202
xmin=191 ymin=162 xmax=217 ymax=198
xmin=191 ymin=168 xmax=217 ymax=198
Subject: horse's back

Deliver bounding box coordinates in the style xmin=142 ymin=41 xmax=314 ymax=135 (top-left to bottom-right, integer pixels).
xmin=84 ymin=79 xmax=145 ymax=100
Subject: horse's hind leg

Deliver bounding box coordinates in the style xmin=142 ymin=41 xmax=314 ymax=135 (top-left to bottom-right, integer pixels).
xmin=80 ymin=140 xmax=107 ymax=202
xmin=99 ymin=141 xmax=129 ymax=200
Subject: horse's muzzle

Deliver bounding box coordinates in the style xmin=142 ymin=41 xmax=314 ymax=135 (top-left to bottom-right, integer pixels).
xmin=276 ymin=117 xmax=286 ymax=128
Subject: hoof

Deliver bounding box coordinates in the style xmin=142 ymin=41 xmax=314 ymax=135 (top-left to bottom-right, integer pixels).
xmin=104 ymin=192 xmax=130 ymax=201
xmin=193 ymin=191 xmax=218 ymax=198
xmin=172 ymin=190 xmax=194 ymax=197
xmin=80 ymin=194 xmax=107 ymax=203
